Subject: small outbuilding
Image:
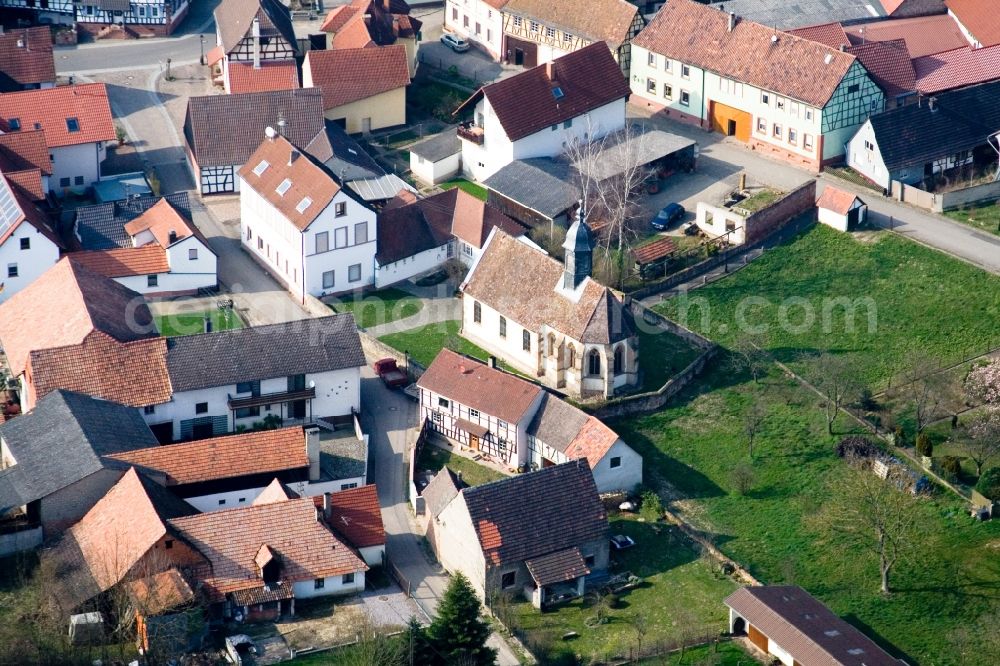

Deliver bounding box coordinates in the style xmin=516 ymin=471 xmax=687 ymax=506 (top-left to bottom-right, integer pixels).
xmin=816 ymin=186 xmax=867 ymax=232
xmin=408 ymin=129 xmax=461 ymax=185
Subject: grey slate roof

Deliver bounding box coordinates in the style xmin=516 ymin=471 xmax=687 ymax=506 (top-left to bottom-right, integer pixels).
xmin=867 ymin=81 xmax=1000 ymax=171
xmin=184 ymin=89 xmax=326 ymax=168
xmin=305 ymin=119 xmax=384 ymax=182
xmin=715 ymin=0 xmax=888 ymax=29
xmin=165 ymin=314 xmax=366 ymax=392
xmin=408 ymin=129 xmax=460 ymax=163
xmin=526 ymin=392 xmax=589 ymax=454
xmin=319 ymin=431 xmax=367 ymax=481
xmin=484 ymin=158 xmax=580 ymax=220
xmin=461 ymin=459 xmax=608 ymax=566
xmin=421 ymin=467 xmax=462 ymax=519
xmin=0 ymin=390 xmax=158 ymax=513
xmin=75 ymin=192 xmax=192 ymax=250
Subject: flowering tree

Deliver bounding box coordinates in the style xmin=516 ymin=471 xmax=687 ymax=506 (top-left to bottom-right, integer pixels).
xmin=966 ymin=360 xmax=1000 ymax=407
xmin=960 ymin=360 xmax=1000 ymax=476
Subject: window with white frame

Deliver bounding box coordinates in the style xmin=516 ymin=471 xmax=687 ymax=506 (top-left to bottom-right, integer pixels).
xmin=761 ymin=91 xmax=770 ymax=105
xmin=499 ymin=316 xmax=506 ymax=338
xmin=663 ymin=84 xmax=672 ymax=100
xmin=773 ymin=124 xmax=782 ymax=139
xmin=513 ymin=15 xmax=522 ymax=27
xmin=788 ymin=128 xmax=798 ymax=145
xmin=804 ymin=134 xmax=814 ymax=151
xmin=335 ymin=227 xmax=348 ymax=248
xmin=315 ymin=231 xmax=329 ymax=253
xmin=681 ymin=63 xmax=690 ymax=79
xmin=469 ymin=408 xmax=480 ymax=419
xmin=756 ymin=117 xmax=766 ymax=133
xmin=647 ymin=52 xmax=656 ymax=67
xmin=805 ymin=108 xmax=813 ymax=121
xmin=546 ymin=26 xmax=555 ymax=38
xmin=530 ymin=20 xmax=538 ymax=32
xmin=563 ymin=31 xmax=572 ymax=42
xmin=776 ymin=97 xmax=785 ymax=111
xmin=680 ymin=90 xmax=690 ymax=106
xmin=646 ymin=77 xmax=656 ymax=93
xmin=664 ymin=58 xmax=671 ymax=72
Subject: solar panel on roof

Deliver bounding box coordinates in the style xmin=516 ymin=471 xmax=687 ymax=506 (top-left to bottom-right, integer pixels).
xmin=0 ymin=175 xmax=24 ymax=239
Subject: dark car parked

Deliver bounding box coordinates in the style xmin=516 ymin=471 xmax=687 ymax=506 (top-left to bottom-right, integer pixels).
xmin=651 ymin=203 xmax=685 ymax=230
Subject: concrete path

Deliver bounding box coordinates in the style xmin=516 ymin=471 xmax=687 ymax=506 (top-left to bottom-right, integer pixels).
xmin=631 ymin=104 xmax=1000 ymax=275
xmin=361 ymin=367 xmax=524 ymax=665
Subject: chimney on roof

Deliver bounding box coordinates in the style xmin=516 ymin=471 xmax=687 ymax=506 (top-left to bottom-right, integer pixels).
xmin=203 ymin=315 xmax=212 ymax=333
xmin=728 ymin=12 xmax=736 ymax=32
xmin=16 ymin=38 xmax=23 ymax=48
xmin=546 ymin=60 xmax=555 ymax=81
xmin=168 ymin=229 xmax=177 ymax=244
xmin=289 ymin=149 xmax=300 ymax=166
xmin=770 ymin=34 xmax=778 ymax=45
xmin=277 ymin=114 xmax=287 ymax=137
xmin=488 ymin=355 xmax=497 ymax=369
xmin=839 ymin=44 xmax=846 ymax=52
xmin=306 ymin=426 xmax=321 ymax=481
xmin=929 ymin=96 xmax=938 ymax=112
xmin=252 ymin=17 xmax=261 ymax=70
xmin=322 ymin=492 xmax=330 ymax=516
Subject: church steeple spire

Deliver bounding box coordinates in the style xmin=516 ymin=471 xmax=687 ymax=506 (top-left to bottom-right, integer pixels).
xmin=562 ymin=201 xmax=593 ymax=290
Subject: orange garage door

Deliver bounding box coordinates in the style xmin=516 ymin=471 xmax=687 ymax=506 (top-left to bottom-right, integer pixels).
xmin=710 ymin=101 xmax=752 ymax=143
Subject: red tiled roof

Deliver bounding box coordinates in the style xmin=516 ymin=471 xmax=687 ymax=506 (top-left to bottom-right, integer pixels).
xmin=3 ymin=169 xmax=43 ymax=202
xmin=458 ymin=42 xmax=629 ymax=142
xmin=816 ymin=186 xmax=862 ymax=215
xmin=635 ymin=0 xmax=856 ymax=109
xmin=0 ymin=172 xmax=60 ymax=246
xmin=417 ymin=349 xmax=542 ymax=424
xmin=324 ymin=484 xmax=385 ymax=548
xmin=106 ymin=427 xmax=308 ymax=485
xmin=724 ymin=586 xmax=900 ymax=666
xmin=122 ymin=197 xmax=211 ymax=252
xmin=320 ymin=4 xmax=359 ymax=33
xmin=845 ymin=39 xmax=915 ymax=98
xmin=168 ymin=497 xmax=368 ymax=601
xmin=914 ymin=43 xmax=1000 ymax=93
xmin=237 ymin=133 xmax=343 ymax=231
xmin=126 ymin=568 xmax=195 ymax=615
xmin=330 ymin=17 xmax=375 ymax=49
xmin=28 ymin=334 xmax=172 ymax=408
xmin=305 ymin=45 xmax=409 ymax=110
xmin=566 ymin=416 xmax=621 ymax=469
xmin=206 ymin=45 xmax=225 ymax=66
xmin=228 ymin=61 xmax=300 ymax=94
xmin=0 ymin=258 xmax=158 ymax=377
xmin=946 ymin=0 xmax=1000 ymax=46
xmin=631 ymin=236 xmax=676 ymax=265
xmin=844 ymin=15 xmax=968 ymax=58
xmin=0 ymin=129 xmax=50 ymax=175
xmin=0 ymin=27 xmax=55 ymax=86
xmin=254 ymin=478 xmax=294 ymax=504
xmin=0 ymin=83 xmax=115 ymax=148
xmin=68 ymin=246 xmax=171 ymax=278
xmin=787 ymin=22 xmax=850 ymax=50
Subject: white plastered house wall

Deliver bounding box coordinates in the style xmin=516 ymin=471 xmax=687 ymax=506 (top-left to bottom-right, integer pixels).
xmin=846 ymin=119 xmax=891 ymax=189
xmin=50 ymin=142 xmax=106 ymax=194
xmin=0 ymin=224 xmax=61 ymax=303
xmin=445 ymin=0 xmax=505 ymax=58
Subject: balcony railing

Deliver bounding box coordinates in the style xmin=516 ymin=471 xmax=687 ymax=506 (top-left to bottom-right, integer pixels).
xmin=457 ymin=122 xmax=485 ymax=145
xmin=228 ymin=387 xmax=316 ymax=410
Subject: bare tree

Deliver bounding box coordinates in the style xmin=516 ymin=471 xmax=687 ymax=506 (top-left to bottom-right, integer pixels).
xmin=630 ymin=611 xmax=649 ymax=656
xmin=955 ymin=414 xmax=1000 ymax=477
xmin=730 ymin=462 xmax=756 ymax=495
xmin=744 ymin=400 xmax=766 ymax=459
xmin=812 ymin=465 xmax=921 ymax=594
xmin=729 ymin=337 xmax=769 ymax=385
xmin=341 ymin=612 xmax=406 ymax=666
xmin=898 ymin=352 xmax=952 ymax=433
xmin=815 ymin=353 xmax=861 ymax=435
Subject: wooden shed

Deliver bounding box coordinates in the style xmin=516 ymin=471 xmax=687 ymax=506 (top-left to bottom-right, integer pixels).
xmin=816 ymin=186 xmax=867 ymax=232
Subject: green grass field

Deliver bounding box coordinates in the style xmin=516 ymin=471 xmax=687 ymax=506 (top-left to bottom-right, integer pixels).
xmin=327 ymin=287 xmax=423 ymax=330
xmin=944 ymin=202 xmax=1000 ymax=237
xmin=439 ymin=178 xmax=488 ymax=201
xmin=155 ymin=310 xmax=243 ymax=337
xmin=655 ymin=224 xmax=1000 ymax=389
xmin=509 ymin=515 xmax=737 ymax=664
xmin=415 ymin=442 xmax=506 ymax=487
xmin=636 ymin=325 xmax=704 ymax=393
xmin=378 ymin=320 xmax=490 ymax=367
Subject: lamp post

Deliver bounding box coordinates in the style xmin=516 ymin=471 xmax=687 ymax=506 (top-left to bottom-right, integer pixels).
xmin=199 ymin=34 xmax=205 ymax=66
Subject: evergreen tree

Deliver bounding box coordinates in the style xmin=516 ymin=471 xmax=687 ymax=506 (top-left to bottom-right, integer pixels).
xmin=405 ymin=617 xmax=438 ymax=666
xmin=426 ymin=573 xmax=497 ymax=665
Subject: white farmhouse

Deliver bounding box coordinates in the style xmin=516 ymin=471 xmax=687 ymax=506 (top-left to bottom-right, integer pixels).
xmin=0 ymin=171 xmax=62 ymax=303
xmin=0 ymin=84 xmax=116 ymax=195
xmin=238 ymin=131 xmax=377 ymax=299
xmin=417 ymin=348 xmax=642 ymax=492
xmin=455 ymin=42 xmax=630 ymax=182
xmin=212 ymin=0 xmax=298 ymax=94
xmin=444 ymin=0 xmax=507 ymax=59
xmin=70 ymin=197 xmax=217 ymax=297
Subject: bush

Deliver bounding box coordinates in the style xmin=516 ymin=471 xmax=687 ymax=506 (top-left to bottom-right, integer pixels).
xmin=857 ymin=387 xmax=880 ymax=411
xmin=639 ymin=490 xmax=663 ymax=522
xmin=916 ymin=432 xmax=933 ymax=457
xmin=836 ymin=436 xmax=879 ymax=459
xmin=893 ymin=426 xmax=907 ymax=447
xmin=730 ymin=463 xmax=755 ymax=495
xmin=938 ymin=456 xmax=962 ymax=480
xmin=976 ymin=467 xmax=1000 ymax=500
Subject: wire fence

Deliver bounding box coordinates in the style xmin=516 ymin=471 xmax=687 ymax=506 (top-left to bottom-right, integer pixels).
xmin=507 ymin=625 xmax=727 ymax=665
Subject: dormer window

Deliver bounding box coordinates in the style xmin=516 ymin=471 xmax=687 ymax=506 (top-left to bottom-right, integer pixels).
xmin=66 ymin=118 xmax=80 ymax=132
xmin=7 ymin=119 xmax=20 ymax=131
xmin=552 ymin=86 xmax=564 ymax=100
xmin=253 ymin=160 xmax=269 ymax=176
xmin=276 ymin=178 xmax=292 ymax=196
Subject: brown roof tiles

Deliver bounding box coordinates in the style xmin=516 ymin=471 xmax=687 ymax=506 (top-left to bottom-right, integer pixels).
xmin=914 ymin=43 xmax=1000 ymax=94
xmin=816 ymin=186 xmax=862 ymax=215
xmin=504 ymin=0 xmax=639 ymax=48
xmin=634 ymin=0 xmax=857 ymax=108
xmin=0 ymin=27 xmax=55 ymax=87
xmin=305 ymin=45 xmax=410 ymax=110
xmin=0 ymin=129 xmax=51 ymax=175
xmin=68 ymin=246 xmax=172 ymax=278
xmin=106 ymin=427 xmax=308 ymax=486
xmin=228 ymin=60 xmax=300 ymax=94
xmin=787 ymin=22 xmax=851 ymax=50
xmin=0 ymin=83 xmax=115 ymax=148
xmin=525 ymin=546 xmax=589 ymax=586
xmin=418 ymin=349 xmax=542 ymax=424
xmin=324 ymin=484 xmax=385 ymax=548
xmin=845 ymin=39 xmax=915 ymax=98
xmin=946 ymin=0 xmax=1000 ymax=46
xmin=125 ymin=569 xmax=195 ymax=615
xmin=843 ymin=14 xmax=968 ymax=58
xmin=123 ymin=197 xmax=211 ymax=250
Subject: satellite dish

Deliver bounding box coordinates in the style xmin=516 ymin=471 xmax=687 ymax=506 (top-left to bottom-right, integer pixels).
xmin=265 ymin=126 xmax=277 ymax=139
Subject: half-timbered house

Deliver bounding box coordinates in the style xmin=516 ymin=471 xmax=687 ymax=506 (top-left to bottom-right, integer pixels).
xmin=75 ymin=0 xmax=191 ymax=36
xmin=629 ymin=0 xmax=884 ymax=170
xmin=213 ymin=0 xmax=299 ymax=94
xmin=500 ymin=0 xmax=644 ymax=75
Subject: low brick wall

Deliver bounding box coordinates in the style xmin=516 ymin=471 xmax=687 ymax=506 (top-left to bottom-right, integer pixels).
xmin=744 ymin=179 xmax=816 ymax=245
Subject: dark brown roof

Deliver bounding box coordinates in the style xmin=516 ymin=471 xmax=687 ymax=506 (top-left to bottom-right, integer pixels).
xmin=634 ymin=0 xmax=857 ymax=108
xmin=845 ymin=39 xmax=915 ymax=99
xmin=724 ymin=586 xmax=900 ymax=666
xmin=631 ymin=236 xmax=676 ymax=265
xmin=305 ymin=45 xmax=410 ymax=110
xmin=462 ymin=229 xmax=634 ymax=344
xmin=503 ymin=0 xmax=640 ymax=48
xmin=184 ymin=89 xmax=326 ymax=168
xmin=526 ymin=392 xmax=621 ymax=469
xmin=0 ymin=27 xmax=55 ymax=87
xmin=787 ymin=22 xmax=850 ymax=49
xmin=525 ymin=546 xmax=589 ymax=585
xmin=457 ymin=42 xmax=630 ymax=142
xmin=375 ymin=188 xmax=524 ymax=265
xmin=417 ymin=349 xmax=542 ymax=424
xmin=0 ymin=129 xmax=51 ymax=175
xmin=462 ymin=459 xmax=607 ymax=566
xmin=324 ymin=484 xmax=385 ymax=549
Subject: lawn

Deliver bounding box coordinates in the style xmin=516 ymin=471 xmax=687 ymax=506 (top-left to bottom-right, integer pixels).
xmin=155 ymin=309 xmax=243 ymax=337
xmin=378 ymin=320 xmax=490 ymax=367
xmin=736 ymin=188 xmax=782 ymax=214
xmin=407 ymin=80 xmax=467 ymax=122
xmin=636 ymin=324 xmax=703 ymax=393
xmin=415 ymin=441 xmax=506 ymax=487
xmin=327 ymin=287 xmax=423 ymax=330
xmin=944 ymin=201 xmax=1000 ymax=236
xmin=439 ymin=177 xmax=488 ymax=201
xmin=507 ymin=515 xmax=737 ymax=664
xmin=615 ymin=340 xmax=1000 ymax=665
xmin=655 ymin=224 xmax=1000 ymax=390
